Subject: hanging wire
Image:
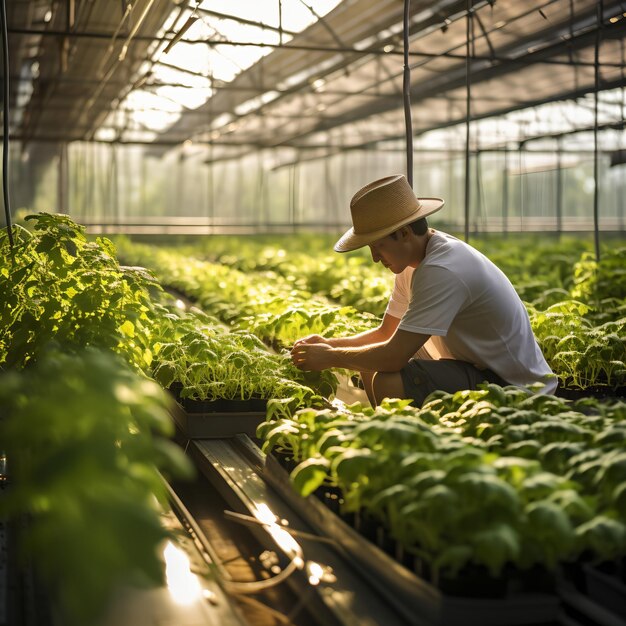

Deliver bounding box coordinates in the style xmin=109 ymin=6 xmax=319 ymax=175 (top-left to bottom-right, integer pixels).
xmin=0 ymin=0 xmax=13 ymax=247
xmin=403 ymin=0 xmax=413 ymax=186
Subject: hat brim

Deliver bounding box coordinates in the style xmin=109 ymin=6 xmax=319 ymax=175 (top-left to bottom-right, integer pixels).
xmin=333 ymin=197 xmax=445 ymax=253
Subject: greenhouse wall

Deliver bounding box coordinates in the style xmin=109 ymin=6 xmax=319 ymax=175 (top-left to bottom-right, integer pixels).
xmin=5 ymin=138 xmax=626 ymax=234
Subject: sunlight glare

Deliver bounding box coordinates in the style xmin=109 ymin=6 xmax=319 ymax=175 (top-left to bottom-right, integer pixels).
xmin=163 ymin=541 xmax=204 ymax=605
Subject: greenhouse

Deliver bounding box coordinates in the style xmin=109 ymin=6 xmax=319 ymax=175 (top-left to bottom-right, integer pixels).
xmin=1 ymin=1 xmax=626 ymax=625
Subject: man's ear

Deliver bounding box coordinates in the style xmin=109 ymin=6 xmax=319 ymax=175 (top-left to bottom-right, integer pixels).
xmin=398 ymin=225 xmax=412 ymax=239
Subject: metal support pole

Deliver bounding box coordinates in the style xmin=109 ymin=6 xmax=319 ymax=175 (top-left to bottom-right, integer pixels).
xmin=403 ymin=0 xmax=413 ymax=187
xmin=556 ymin=138 xmax=563 ymax=238
xmin=502 ymin=146 xmax=509 ymax=237
xmin=1 ymin=0 xmax=13 ymax=244
xmin=475 ymin=149 xmax=483 ymax=232
xmin=111 ymin=144 xmax=118 ymax=226
xmin=518 ymin=142 xmax=524 ymax=232
xmin=207 ymin=143 xmax=214 ymax=230
xmin=593 ymin=0 xmax=602 ymax=261
xmin=464 ymin=1 xmax=473 ymax=242
xmin=57 ymin=142 xmax=68 ymax=213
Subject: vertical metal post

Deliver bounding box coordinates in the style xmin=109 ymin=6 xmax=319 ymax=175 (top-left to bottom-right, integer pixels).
xmin=207 ymin=144 xmax=214 ymax=231
xmin=140 ymin=150 xmax=146 ymax=215
xmin=0 ymin=0 xmax=13 ymax=244
xmin=593 ymin=0 xmax=602 ymax=261
xmin=518 ymin=142 xmax=524 ymax=232
xmin=502 ymin=146 xmax=509 ymax=237
xmin=57 ymin=142 xmax=68 ymax=214
xmin=324 ymin=156 xmax=332 ymax=228
xmin=556 ymin=137 xmax=563 ymax=239
xmin=464 ymin=0 xmax=473 ymax=242
xmin=293 ymin=160 xmax=300 ymax=231
xmin=257 ymin=150 xmax=266 ymax=229
xmin=111 ymin=144 xmax=118 ymax=226
xmin=289 ymin=164 xmax=295 ymax=231
xmin=403 ymin=0 xmax=413 ymax=187
xmin=475 ymin=149 xmax=482 ymax=232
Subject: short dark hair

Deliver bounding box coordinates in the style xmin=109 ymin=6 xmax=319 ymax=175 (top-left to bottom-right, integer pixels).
xmin=409 ymin=218 xmax=429 ymax=236
xmin=390 ymin=218 xmax=428 ymax=239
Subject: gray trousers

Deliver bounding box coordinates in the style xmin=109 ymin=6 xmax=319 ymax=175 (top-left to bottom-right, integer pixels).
xmin=400 ymin=358 xmax=509 ymax=406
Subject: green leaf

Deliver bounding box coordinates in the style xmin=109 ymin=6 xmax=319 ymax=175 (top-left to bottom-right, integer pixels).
xmin=432 ymin=545 xmax=473 ymax=579
xmin=471 ymin=523 xmax=520 ymax=576
xmin=119 ymin=320 xmax=135 ymax=337
xmin=290 ymin=457 xmax=330 ymax=497
xmin=575 ymin=516 xmax=626 ymax=560
xmin=331 ymin=448 xmax=377 ymax=486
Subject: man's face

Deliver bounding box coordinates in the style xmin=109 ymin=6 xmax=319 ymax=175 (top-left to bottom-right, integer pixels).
xmin=368 ymin=232 xmax=405 ymax=274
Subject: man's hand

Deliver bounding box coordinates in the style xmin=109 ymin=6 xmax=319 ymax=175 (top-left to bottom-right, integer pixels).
xmin=290 ymin=342 xmax=334 ymax=371
xmin=292 ymin=334 xmax=328 ymax=348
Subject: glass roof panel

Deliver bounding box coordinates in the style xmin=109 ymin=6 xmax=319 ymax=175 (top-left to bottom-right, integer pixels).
xmin=118 ymin=1 xmax=342 ymax=134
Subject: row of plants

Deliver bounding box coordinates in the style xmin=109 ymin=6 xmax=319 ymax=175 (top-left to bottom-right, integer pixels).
xmin=0 ymin=215 xmax=193 ymax=624
xmin=114 ymin=238 xmax=380 ymax=351
xmin=1 ymin=213 xmax=334 ymax=408
xmin=0 ymin=214 xmax=335 ymax=623
xmin=118 ymin=234 xmax=626 ymax=391
xmin=151 ymin=306 xmax=336 ymax=407
xmin=258 ymin=385 xmax=626 ymax=588
xmin=0 ymin=348 xmax=192 ymax=624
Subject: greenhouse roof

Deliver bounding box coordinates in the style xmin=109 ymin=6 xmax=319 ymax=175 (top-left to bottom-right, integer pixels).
xmin=6 ymin=0 xmax=626 ymax=170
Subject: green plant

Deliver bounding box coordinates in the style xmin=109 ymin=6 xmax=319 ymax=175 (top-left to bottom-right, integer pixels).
xmin=0 ymin=347 xmax=192 ymax=624
xmin=151 ymin=308 xmax=337 ymax=403
xmin=257 ymin=386 xmax=626 ymax=582
xmin=1 ymin=214 xmax=160 ymax=372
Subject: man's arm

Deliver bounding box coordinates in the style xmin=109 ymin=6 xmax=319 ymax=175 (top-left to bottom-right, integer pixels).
xmin=291 ymin=327 xmax=429 ymax=373
xmin=294 ymin=312 xmax=400 ymax=349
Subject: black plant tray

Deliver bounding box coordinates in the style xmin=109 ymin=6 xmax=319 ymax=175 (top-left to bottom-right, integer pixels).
xmin=584 ymin=561 xmax=626 ymax=619
xmin=262 ymin=453 xmax=560 ymax=626
xmin=170 ymin=402 xmax=267 ymax=439
xmin=555 ymin=384 xmax=626 ymax=401
xmin=178 ymin=396 xmax=268 ymax=414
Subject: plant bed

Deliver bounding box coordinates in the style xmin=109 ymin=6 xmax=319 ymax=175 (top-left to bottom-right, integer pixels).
xmin=271 ymin=449 xmax=299 ymax=473
xmin=169 ymin=382 xmax=267 ymax=415
xmin=178 ymin=396 xmax=268 ymax=414
xmin=555 ymin=384 xmax=626 ymax=401
xmin=170 ymin=401 xmax=267 ymax=439
xmin=262 ymin=453 xmax=560 ymax=626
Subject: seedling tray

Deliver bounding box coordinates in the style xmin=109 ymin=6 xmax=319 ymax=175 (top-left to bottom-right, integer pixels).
xmin=263 ymin=453 xmax=560 ymax=626
xmin=584 ymin=562 xmax=626 ymax=619
xmin=170 ymin=403 xmax=266 ymax=439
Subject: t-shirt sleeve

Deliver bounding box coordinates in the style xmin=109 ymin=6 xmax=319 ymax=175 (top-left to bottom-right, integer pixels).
xmin=398 ymin=265 xmax=469 ymax=336
xmin=385 ymin=269 xmax=411 ymax=319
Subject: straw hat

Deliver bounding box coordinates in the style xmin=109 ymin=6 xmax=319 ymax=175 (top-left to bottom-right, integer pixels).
xmin=334 ymin=174 xmax=444 ymax=252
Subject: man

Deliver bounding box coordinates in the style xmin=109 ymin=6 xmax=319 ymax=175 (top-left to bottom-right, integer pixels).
xmin=290 ymin=174 xmax=556 ymax=407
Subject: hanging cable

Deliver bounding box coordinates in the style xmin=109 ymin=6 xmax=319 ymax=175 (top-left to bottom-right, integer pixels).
xmin=0 ymin=0 xmax=13 ymax=248
xmin=403 ymin=0 xmax=413 ymax=187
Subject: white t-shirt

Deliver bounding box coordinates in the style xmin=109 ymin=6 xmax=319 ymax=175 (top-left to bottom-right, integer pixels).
xmin=386 ymin=231 xmax=557 ymax=394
